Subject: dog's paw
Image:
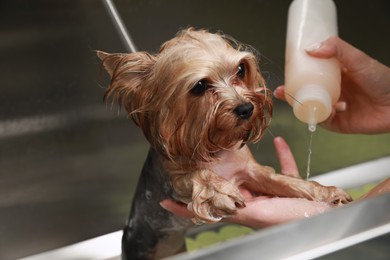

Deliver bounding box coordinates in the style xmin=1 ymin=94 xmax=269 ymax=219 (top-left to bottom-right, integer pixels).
xmin=190 ymin=179 xmax=245 ymax=224
xmin=323 ymin=186 xmax=353 ymax=206
xmin=328 ymin=186 xmax=352 ymax=207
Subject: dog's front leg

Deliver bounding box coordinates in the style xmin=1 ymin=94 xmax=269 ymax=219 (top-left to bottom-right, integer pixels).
xmin=246 ymin=163 xmax=352 ymax=206
xmin=191 ymin=169 xmax=247 ymax=224
xmin=174 ymin=170 xmax=245 ymax=224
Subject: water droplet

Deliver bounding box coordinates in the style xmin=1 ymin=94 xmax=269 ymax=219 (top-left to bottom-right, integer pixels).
xmin=145 ymin=190 xmax=152 ymax=200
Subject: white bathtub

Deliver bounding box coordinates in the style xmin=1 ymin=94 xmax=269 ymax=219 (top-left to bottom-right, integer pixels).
xmin=20 ymin=156 xmax=390 ymax=260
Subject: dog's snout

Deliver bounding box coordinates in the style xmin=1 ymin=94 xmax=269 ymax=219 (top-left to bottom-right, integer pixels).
xmin=234 ymin=102 xmax=254 ymax=120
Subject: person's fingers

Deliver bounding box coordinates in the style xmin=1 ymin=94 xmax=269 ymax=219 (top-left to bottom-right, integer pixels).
xmin=273 ymin=136 xmax=299 ymax=177
xmin=273 ymin=86 xmax=287 ymax=101
xmin=161 ymin=195 xmax=333 ymax=229
xmin=305 ymin=36 xmax=371 ymax=74
xmin=304 ymin=39 xmax=335 ymax=58
xmin=224 ymin=197 xmax=330 ymax=228
xmin=335 ymin=101 xmax=347 ymax=112
xmin=160 ymin=199 xmax=194 ymax=218
xmin=320 ymin=100 xmax=348 ymax=130
xmin=360 ymin=178 xmax=390 ymax=199
xmin=239 ymin=186 xmax=255 ymax=199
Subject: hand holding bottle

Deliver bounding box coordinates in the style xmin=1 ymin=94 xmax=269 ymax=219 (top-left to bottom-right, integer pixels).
xmin=276 ymin=36 xmax=390 ymax=134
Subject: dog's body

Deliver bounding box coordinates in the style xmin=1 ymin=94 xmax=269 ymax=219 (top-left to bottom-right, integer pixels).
xmin=98 ymin=28 xmax=351 ymax=259
xmin=121 ymin=148 xmax=192 ymax=259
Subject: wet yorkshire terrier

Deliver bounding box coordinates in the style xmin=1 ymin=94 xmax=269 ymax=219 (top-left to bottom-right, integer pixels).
xmin=98 ymin=28 xmax=351 ymax=259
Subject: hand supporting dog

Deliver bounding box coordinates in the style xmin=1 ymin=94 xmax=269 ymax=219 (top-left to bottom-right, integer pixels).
xmin=172 ymin=144 xmax=351 ymax=225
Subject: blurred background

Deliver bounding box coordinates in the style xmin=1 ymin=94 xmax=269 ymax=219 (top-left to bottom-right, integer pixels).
xmin=0 ymin=0 xmax=389 ymax=259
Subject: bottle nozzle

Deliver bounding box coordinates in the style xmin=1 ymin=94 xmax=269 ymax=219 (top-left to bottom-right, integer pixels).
xmin=308 ymin=124 xmax=317 ymax=132
xmin=293 ymin=84 xmax=332 ymax=125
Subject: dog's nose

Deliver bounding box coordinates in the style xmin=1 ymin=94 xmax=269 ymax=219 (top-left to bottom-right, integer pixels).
xmin=234 ymin=102 xmax=254 ymax=120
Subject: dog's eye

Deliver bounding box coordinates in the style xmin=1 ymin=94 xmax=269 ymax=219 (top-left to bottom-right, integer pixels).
xmin=237 ymin=63 xmax=246 ymax=79
xmin=190 ymin=80 xmax=209 ymax=95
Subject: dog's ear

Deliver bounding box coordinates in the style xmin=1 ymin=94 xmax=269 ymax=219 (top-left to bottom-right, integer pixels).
xmin=97 ymin=51 xmax=121 ymax=76
xmin=97 ymin=50 xmax=157 ymax=126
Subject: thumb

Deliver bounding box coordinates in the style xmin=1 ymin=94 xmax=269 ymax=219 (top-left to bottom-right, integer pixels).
xmin=305 ymin=36 xmax=372 ymax=74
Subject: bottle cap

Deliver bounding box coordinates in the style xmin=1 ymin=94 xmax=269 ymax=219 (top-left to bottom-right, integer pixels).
xmin=293 ymin=84 xmax=332 ymax=125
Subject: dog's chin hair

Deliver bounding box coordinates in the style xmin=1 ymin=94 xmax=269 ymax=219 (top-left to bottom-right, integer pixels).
xmin=161 ymin=95 xmax=271 ymax=175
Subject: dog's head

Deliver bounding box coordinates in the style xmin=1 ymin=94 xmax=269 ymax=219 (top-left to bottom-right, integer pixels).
xmin=98 ymin=28 xmax=272 ymax=164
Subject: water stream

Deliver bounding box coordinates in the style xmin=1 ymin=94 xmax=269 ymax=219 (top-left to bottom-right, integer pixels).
xmin=306 ymin=124 xmax=316 ymax=180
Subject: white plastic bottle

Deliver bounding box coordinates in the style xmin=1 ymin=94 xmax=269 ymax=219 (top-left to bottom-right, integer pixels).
xmin=284 ymin=0 xmax=340 ymax=131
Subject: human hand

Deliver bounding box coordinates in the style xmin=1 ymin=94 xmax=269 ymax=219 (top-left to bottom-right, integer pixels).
xmin=360 ymin=178 xmax=390 ymax=199
xmin=160 ymin=137 xmax=331 ymax=228
xmin=275 ymin=36 xmax=390 ymax=134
